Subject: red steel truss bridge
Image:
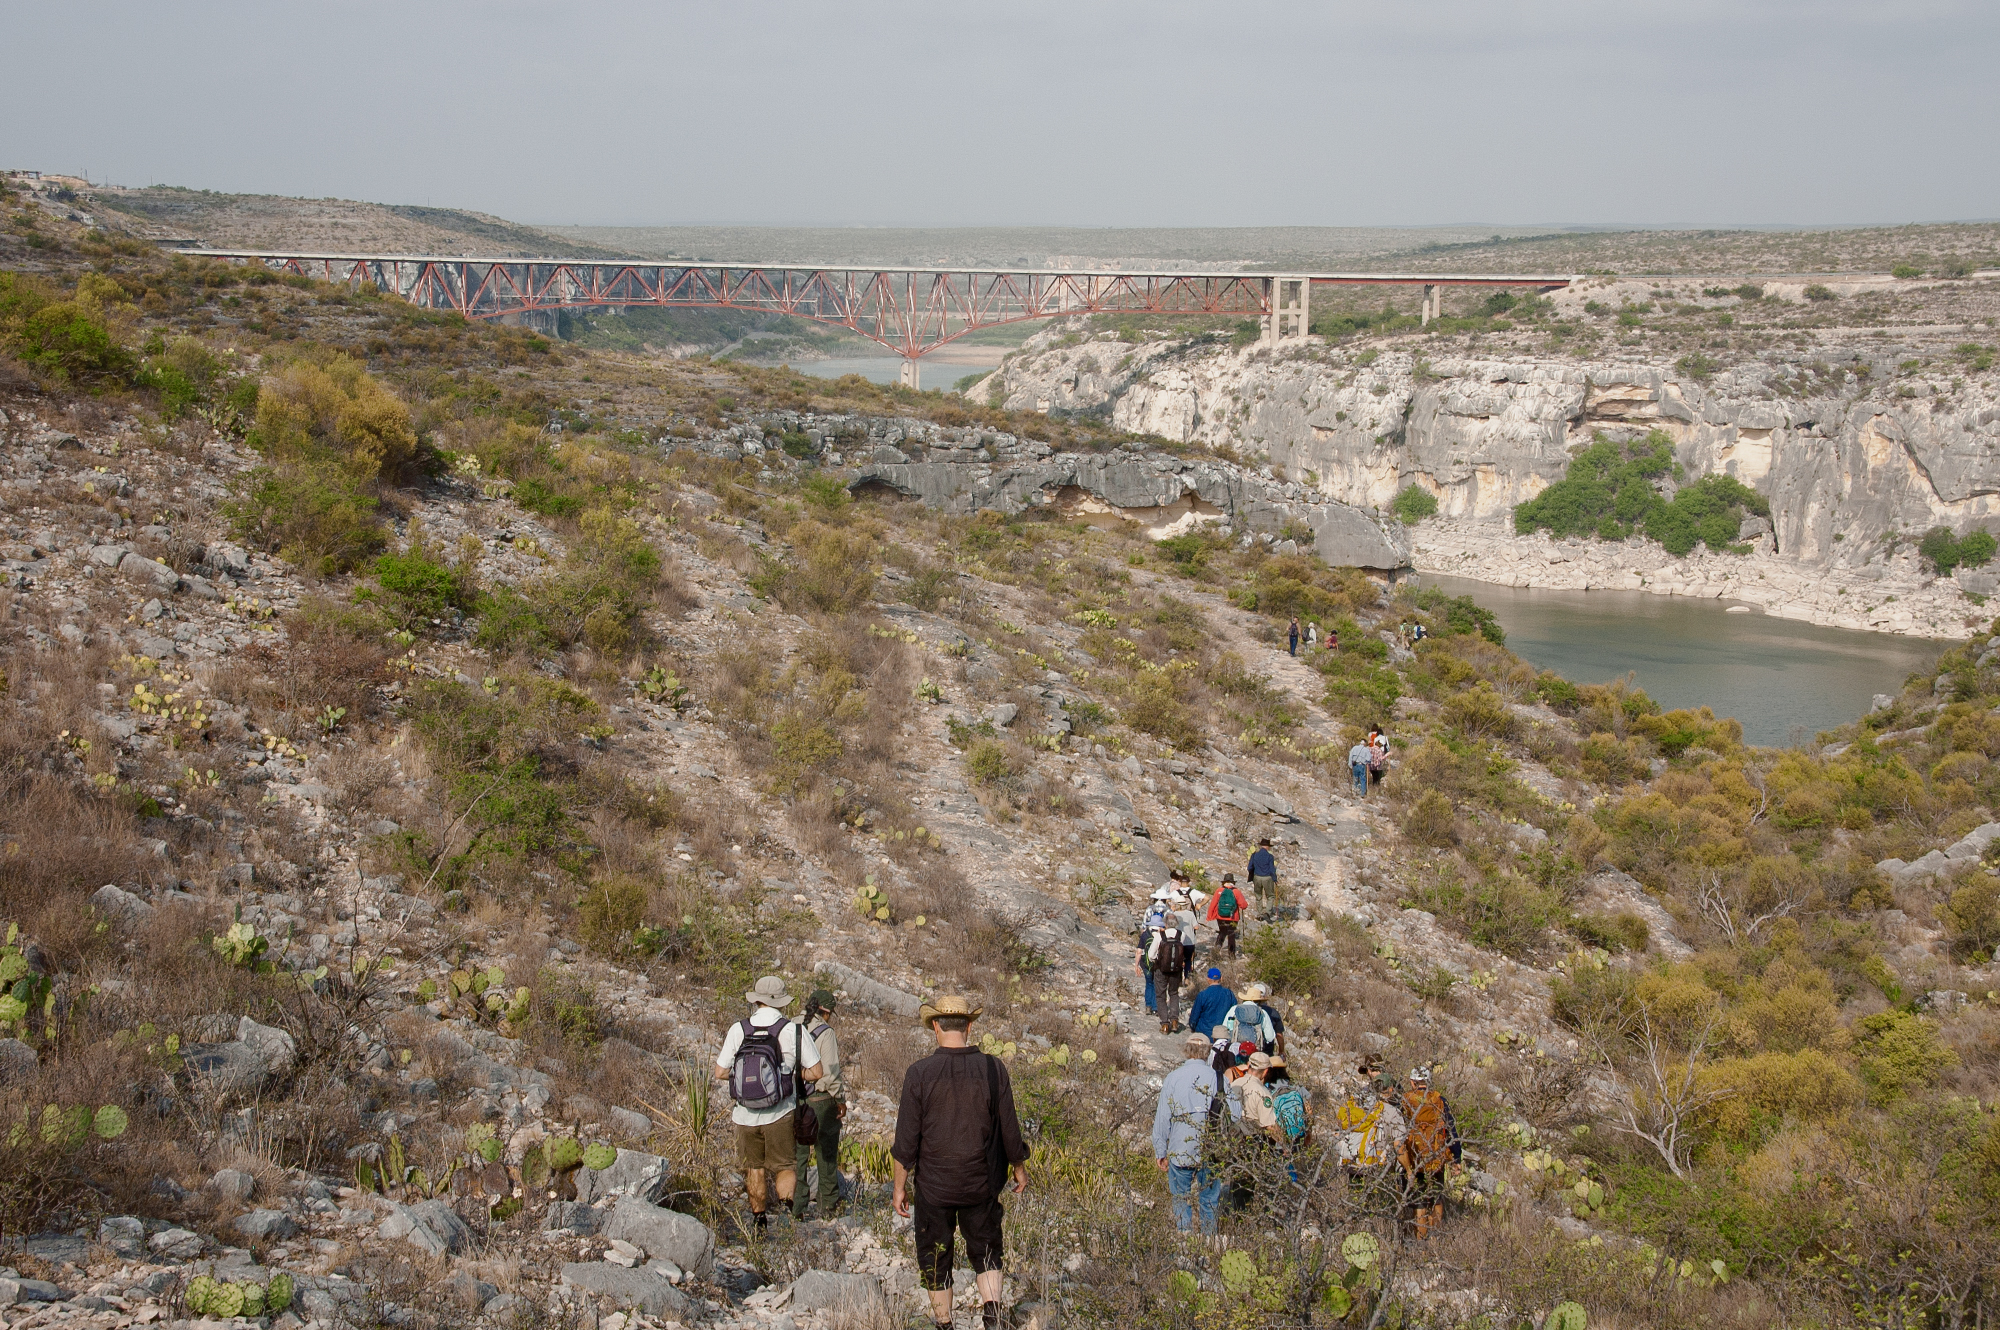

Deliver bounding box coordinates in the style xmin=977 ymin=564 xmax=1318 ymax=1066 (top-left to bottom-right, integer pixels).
xmin=179 ymin=249 xmax=1574 ymax=383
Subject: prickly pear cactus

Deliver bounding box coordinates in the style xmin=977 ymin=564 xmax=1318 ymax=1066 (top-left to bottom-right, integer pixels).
xmin=1549 ymin=1301 xmax=1587 ymax=1330
xmin=1219 ymin=1248 xmax=1256 ymax=1296
xmin=1341 ymin=1232 xmax=1380 ymax=1271
xmin=266 ymin=1273 xmax=294 ymax=1313
xmin=583 ymin=1142 xmax=617 ymax=1170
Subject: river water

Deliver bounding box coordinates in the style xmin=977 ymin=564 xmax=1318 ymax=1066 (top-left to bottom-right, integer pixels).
xmin=1414 ymin=573 xmax=1945 ymax=747
xmin=791 ymin=356 xmax=1001 ymax=390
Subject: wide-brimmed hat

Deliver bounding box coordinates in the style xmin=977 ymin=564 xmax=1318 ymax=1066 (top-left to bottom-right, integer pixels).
xmin=745 ymin=975 xmax=793 ymax=1008
xmin=1409 ymin=1065 xmax=1432 ymax=1085
xmin=918 ymin=994 xmax=984 ymax=1027
xmin=1246 ymin=1051 xmax=1272 ymax=1071
xmin=1243 ymin=981 xmax=1271 ymax=1001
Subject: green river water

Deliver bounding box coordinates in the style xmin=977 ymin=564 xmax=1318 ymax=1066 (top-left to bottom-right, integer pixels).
xmin=1415 ymin=573 xmax=1947 ymax=748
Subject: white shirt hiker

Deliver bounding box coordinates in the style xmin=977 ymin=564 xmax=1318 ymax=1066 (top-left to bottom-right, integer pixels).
xmin=715 ymin=1006 xmax=821 ymax=1127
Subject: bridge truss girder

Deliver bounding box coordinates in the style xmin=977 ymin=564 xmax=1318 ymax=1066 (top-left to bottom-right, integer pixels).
xmin=182 ymin=252 xmax=1572 ymax=360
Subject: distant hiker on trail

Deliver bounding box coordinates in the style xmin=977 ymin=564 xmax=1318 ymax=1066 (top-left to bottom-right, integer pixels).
xmin=792 ymin=988 xmax=846 ymax=1219
xmin=1138 ymin=887 xmax=1172 ymax=1016
xmin=1326 ymin=625 xmax=1339 ymax=652
xmin=1304 ymin=620 xmax=1319 ymax=651
xmin=1244 ymin=980 xmax=1287 ymax=1056
xmin=1288 ymin=617 xmax=1300 ymax=656
xmin=1153 ymin=1031 xmax=1240 ymax=1236
xmin=1148 ymin=909 xmax=1192 ymax=1033
xmin=892 ymin=995 xmax=1029 ymax=1330
xmin=1248 ymin=838 xmax=1278 ymax=918
xmin=1206 ymin=872 xmax=1246 ymax=956
xmin=714 ymin=975 xmax=822 ymax=1231
xmin=1399 ymin=1066 xmax=1462 ymax=1240
xmin=1348 ymin=738 xmax=1372 ymax=798
xmin=1187 ymin=967 xmax=1236 ymax=1043
xmin=1367 ymin=725 xmax=1390 ymax=791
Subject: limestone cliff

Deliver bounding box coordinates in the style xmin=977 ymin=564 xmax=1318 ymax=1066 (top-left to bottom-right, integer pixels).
xmin=967 ymin=323 xmax=2000 ymax=635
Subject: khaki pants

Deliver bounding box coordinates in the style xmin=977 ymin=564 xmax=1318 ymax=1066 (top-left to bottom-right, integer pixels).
xmin=1252 ymin=874 xmax=1277 ymax=917
xmin=735 ymin=1113 xmax=797 ymax=1211
xmin=792 ymin=1093 xmax=842 ymax=1216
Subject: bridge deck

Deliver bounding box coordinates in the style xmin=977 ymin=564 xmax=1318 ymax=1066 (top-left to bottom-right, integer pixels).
xmin=173 ymin=248 xmax=1574 ymax=358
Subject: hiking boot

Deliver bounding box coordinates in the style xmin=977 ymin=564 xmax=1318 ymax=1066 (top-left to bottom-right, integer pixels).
xmin=751 ymin=1211 xmax=769 ymax=1232
xmin=982 ymin=1300 xmax=1004 ymax=1329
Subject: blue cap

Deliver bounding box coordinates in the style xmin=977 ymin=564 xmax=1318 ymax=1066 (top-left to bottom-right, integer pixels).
xmin=1208 ymin=967 xmax=1222 ymax=979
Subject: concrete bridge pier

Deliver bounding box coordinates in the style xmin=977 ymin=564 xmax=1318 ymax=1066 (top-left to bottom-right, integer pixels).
xmin=1421 ymin=284 xmax=1439 ymax=326
xmin=900 ymin=358 xmax=921 ymax=389
xmin=1267 ymin=276 xmax=1310 ymax=341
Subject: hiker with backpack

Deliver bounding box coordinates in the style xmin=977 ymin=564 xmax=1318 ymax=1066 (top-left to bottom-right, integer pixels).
xmin=1137 ymin=888 xmax=1172 ymax=1016
xmin=1243 ymin=980 xmax=1287 ymax=1056
xmin=1186 ymin=967 xmax=1235 ymax=1048
xmin=1398 ymin=1066 xmax=1462 ymax=1239
xmin=1288 ymin=616 xmax=1300 ymax=657
xmin=1367 ymin=725 xmax=1390 ymax=791
xmin=1205 ymin=872 xmax=1246 ymax=956
xmin=713 ymin=975 xmax=823 ymax=1231
xmin=1247 ymin=838 xmax=1279 ymax=920
xmin=791 ymin=988 xmax=846 ymax=1220
xmin=1221 ymin=993 xmax=1276 ymax=1062
xmin=1266 ymin=1057 xmax=1312 ymax=1149
xmin=1153 ymin=1031 xmax=1240 ymax=1236
xmin=1148 ymin=911 xmax=1192 ymax=1033
xmin=1336 ymin=1067 xmax=1407 ymax=1180
xmin=892 ymin=995 xmax=1029 ymax=1330
xmin=1235 ymin=1051 xmax=1286 ymax=1145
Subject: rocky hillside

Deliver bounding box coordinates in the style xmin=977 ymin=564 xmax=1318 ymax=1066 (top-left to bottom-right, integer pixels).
xmin=6 ymin=186 xmax=2000 ymax=1329
xmin=971 ymin=271 xmax=2000 ymax=636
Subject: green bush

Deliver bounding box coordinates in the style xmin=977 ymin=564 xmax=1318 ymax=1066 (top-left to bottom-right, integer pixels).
xmin=751 ymin=522 xmax=875 ymax=615
xmin=1918 ymin=526 xmax=1998 ymax=576
xmin=965 ymin=737 xmax=1021 ymax=786
xmin=0 ymin=274 xmax=130 ymax=384
xmin=1515 ymin=431 xmax=1768 ymax=558
xmin=249 ymin=354 xmax=419 ymax=479
xmin=1246 ymin=927 xmax=1325 ymax=996
xmin=360 ymin=549 xmax=474 ymax=631
xmin=1402 ymin=790 xmax=1457 ymax=846
xmin=475 ymin=507 xmax=659 ymax=654
xmin=513 ymin=477 xmax=584 ymax=519
xmin=577 ymin=877 xmax=648 ymax=955
xmin=1803 ymin=284 xmax=1837 ymax=302
xmin=1392 ymin=484 xmax=1439 ymax=525
xmin=223 ymin=463 xmax=387 ymax=575
xmin=1939 ymin=877 xmax=2000 ymax=959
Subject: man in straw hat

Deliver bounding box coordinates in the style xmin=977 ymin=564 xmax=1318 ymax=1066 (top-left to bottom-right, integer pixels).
xmin=893 ymin=994 xmax=1029 ymax=1330
xmin=713 ymin=975 xmax=821 ymax=1231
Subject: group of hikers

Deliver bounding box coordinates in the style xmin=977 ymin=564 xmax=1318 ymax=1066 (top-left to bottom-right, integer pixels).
xmin=1347 ymin=724 xmax=1391 ymax=798
xmin=716 ymin=976 xmax=1028 ymax=1330
xmin=1135 ymin=842 xmax=1460 ymax=1240
xmin=1287 ymin=615 xmax=1339 ymax=656
xmin=710 ymin=842 xmax=1451 ymax=1327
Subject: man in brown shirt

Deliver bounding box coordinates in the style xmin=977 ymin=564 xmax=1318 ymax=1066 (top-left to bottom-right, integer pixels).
xmin=892 ymin=995 xmax=1029 ymax=1330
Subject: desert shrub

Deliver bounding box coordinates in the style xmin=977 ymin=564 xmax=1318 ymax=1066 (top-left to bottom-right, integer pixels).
xmin=1701 ymin=1050 xmax=1861 ymax=1143
xmin=223 ymin=462 xmax=387 ymax=575
xmin=1803 ymin=283 xmax=1837 ymax=302
xmin=1571 ymin=911 xmax=1649 ymax=953
xmin=512 ymin=476 xmax=584 ymax=519
xmin=250 ymin=354 xmax=420 ymax=479
xmin=1443 ymin=682 xmax=1514 ymax=738
xmin=1402 ymin=790 xmax=1457 ymax=846
xmin=0 ymin=273 xmax=130 ymax=384
xmin=1120 ymin=669 xmax=1202 ymax=748
xmin=965 ymin=737 xmax=1021 ymax=787
xmin=1918 ymin=526 xmax=1999 ymax=576
xmin=1939 ymin=877 xmax=2000 ymax=959
xmin=1853 ymin=1010 xmax=1957 ymax=1097
xmin=1245 ymin=927 xmax=1325 ymax=997
xmin=475 ymin=506 xmax=660 ymax=654
xmin=1391 ymin=484 xmax=1439 ymax=524
xmin=576 ymin=877 xmax=648 ymax=955
xmin=752 ymin=521 xmax=876 ymax=615
xmin=1515 ymin=431 xmax=1769 ymax=557
xmin=357 ymin=547 xmax=474 ymax=631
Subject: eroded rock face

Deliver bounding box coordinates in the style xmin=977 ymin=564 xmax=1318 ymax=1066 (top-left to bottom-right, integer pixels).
xmin=850 ymin=450 xmax=1410 ymax=571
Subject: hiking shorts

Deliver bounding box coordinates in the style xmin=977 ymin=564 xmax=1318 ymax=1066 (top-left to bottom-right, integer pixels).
xmin=913 ymin=1194 xmax=1005 ymax=1289
xmin=735 ymin=1113 xmax=796 ymax=1174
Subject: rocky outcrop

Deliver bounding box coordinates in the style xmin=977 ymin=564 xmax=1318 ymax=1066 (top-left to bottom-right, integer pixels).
xmin=972 ymin=328 xmax=2000 ymax=634
xmin=850 ymin=448 xmax=1410 ymax=571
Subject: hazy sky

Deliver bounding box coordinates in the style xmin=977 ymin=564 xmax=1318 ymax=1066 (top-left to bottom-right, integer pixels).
xmin=6 ymin=0 xmax=1997 ymax=228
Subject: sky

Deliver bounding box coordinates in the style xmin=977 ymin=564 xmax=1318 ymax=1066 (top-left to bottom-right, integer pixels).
xmin=4 ymin=0 xmax=1998 ymax=229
